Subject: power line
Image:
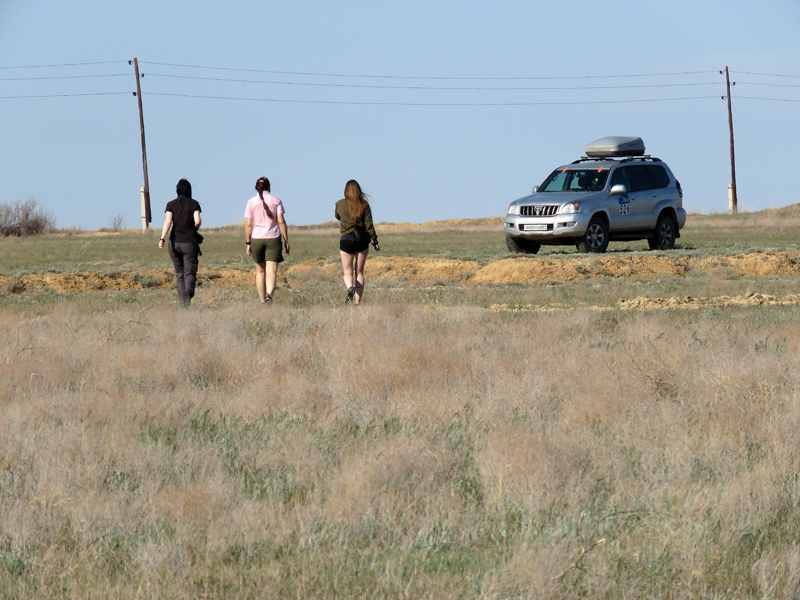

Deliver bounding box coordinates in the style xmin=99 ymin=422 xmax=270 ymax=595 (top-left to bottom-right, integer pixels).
xmin=732 ymin=71 xmax=800 ymax=79
xmin=0 ymin=60 xmax=796 ymax=105
xmin=735 ymin=80 xmax=800 ymax=89
xmin=0 ymin=92 xmax=131 ymax=99
xmin=145 ymin=91 xmax=721 ymax=106
xmin=140 ymin=61 xmax=719 ymax=81
xmin=735 ymin=96 xmax=800 ymax=103
xmin=0 ymin=74 xmax=129 ymax=81
xmin=143 ymin=72 xmax=721 ymax=91
xmin=0 ymin=60 xmax=126 ymax=70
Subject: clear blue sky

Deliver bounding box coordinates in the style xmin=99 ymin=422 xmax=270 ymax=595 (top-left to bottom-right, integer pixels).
xmin=1 ymin=0 xmax=799 ymax=230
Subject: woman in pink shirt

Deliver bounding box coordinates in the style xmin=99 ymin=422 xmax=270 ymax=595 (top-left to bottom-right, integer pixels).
xmin=244 ymin=177 xmax=290 ymax=303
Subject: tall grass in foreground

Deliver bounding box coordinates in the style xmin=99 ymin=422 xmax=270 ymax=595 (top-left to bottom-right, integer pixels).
xmin=2 ymin=299 xmax=800 ymax=598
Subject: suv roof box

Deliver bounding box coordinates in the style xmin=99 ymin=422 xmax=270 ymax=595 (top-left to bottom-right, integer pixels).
xmin=585 ymin=136 xmax=645 ymax=158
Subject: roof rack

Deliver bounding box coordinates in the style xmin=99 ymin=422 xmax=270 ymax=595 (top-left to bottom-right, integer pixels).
xmin=570 ymin=154 xmax=660 ymax=165
xmin=620 ymin=155 xmax=660 ymax=163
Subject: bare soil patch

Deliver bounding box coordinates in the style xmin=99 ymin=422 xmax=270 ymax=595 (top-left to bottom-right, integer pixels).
xmin=3 ymin=251 xmax=799 ymax=296
xmin=471 ymin=251 xmax=800 ymax=283
xmin=491 ymin=292 xmax=800 ymax=313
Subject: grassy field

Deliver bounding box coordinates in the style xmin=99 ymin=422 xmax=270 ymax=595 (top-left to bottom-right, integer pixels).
xmin=3 ymin=211 xmax=800 ymax=598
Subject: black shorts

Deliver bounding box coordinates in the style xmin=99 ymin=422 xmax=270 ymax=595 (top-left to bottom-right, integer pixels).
xmin=340 ymin=229 xmax=371 ymax=254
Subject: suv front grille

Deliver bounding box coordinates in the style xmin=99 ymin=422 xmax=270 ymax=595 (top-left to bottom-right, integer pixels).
xmin=520 ymin=204 xmax=559 ymax=217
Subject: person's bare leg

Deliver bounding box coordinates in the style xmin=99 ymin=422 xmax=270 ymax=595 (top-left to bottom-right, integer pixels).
xmin=340 ymin=250 xmax=355 ymax=289
xmin=353 ymin=247 xmax=369 ymax=304
xmin=340 ymin=250 xmax=356 ymax=302
xmin=255 ymin=261 xmax=267 ymax=303
xmin=265 ymin=261 xmax=278 ymax=300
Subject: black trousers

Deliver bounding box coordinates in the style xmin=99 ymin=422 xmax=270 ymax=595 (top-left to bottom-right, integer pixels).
xmin=168 ymin=241 xmax=199 ymax=305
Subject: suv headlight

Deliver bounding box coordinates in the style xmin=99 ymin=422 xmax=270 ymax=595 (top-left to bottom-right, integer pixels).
xmin=507 ymin=203 xmax=520 ymax=216
xmin=558 ymin=202 xmax=580 ymax=215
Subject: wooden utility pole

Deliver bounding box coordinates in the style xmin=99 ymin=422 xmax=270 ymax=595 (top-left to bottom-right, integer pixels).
xmin=131 ymin=57 xmax=152 ymax=230
xmin=723 ymin=66 xmax=738 ymax=214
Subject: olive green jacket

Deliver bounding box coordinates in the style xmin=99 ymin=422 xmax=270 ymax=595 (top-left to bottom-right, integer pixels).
xmin=335 ymin=198 xmax=378 ymax=245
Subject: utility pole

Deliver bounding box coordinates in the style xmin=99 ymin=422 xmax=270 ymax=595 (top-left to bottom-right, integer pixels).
xmin=130 ymin=57 xmax=152 ymax=231
xmin=723 ymin=66 xmax=738 ymax=214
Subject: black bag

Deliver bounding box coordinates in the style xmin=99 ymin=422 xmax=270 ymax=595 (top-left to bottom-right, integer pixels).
xmin=342 ymin=228 xmax=370 ymax=246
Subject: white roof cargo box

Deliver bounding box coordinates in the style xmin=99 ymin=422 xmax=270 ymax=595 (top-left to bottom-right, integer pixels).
xmin=585 ymin=136 xmax=645 ymax=158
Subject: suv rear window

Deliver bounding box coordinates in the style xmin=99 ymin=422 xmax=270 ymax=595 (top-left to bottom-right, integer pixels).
xmin=628 ymin=166 xmax=652 ymax=192
xmin=610 ymin=164 xmax=670 ymax=192
xmin=647 ymin=165 xmax=671 ymax=189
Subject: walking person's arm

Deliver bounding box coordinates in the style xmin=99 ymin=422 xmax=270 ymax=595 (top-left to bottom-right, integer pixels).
xmin=364 ymin=204 xmax=380 ymax=251
xmin=158 ymin=212 xmax=173 ymax=249
xmin=278 ymin=213 xmax=290 ymax=254
xmin=245 ymin=218 xmax=254 ymax=257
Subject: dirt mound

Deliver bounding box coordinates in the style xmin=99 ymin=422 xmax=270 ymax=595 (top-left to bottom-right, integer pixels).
xmin=2 ymin=269 xmax=175 ymax=293
xmin=285 ymin=257 xmax=478 ymax=285
xmin=690 ymin=253 xmax=800 ymax=277
xmin=620 ymin=292 xmax=800 ymax=310
xmin=0 ymin=257 xmax=479 ymax=294
xmin=490 ymin=292 xmax=800 ymax=313
xmin=3 ymin=251 xmax=800 ymax=294
xmin=471 ymin=255 xmax=689 ymax=283
xmin=471 ymin=251 xmax=800 ymax=283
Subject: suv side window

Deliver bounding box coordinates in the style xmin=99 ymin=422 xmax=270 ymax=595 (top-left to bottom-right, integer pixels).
xmin=647 ymin=165 xmax=671 ymax=189
xmin=628 ymin=165 xmax=653 ymax=192
xmin=609 ymin=166 xmax=630 ymax=190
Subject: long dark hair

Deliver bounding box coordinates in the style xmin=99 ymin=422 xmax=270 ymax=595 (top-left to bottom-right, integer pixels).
xmin=255 ymin=177 xmax=274 ymax=220
xmin=344 ymin=179 xmax=368 ymax=223
xmin=176 ymin=178 xmax=192 ymax=198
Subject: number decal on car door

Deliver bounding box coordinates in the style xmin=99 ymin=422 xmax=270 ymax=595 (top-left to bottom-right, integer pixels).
xmin=618 ymin=195 xmax=631 ymax=215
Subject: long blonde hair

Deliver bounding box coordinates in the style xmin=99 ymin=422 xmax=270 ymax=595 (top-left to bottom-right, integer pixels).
xmin=256 ymin=177 xmax=274 ymax=220
xmin=344 ymin=179 xmax=368 ymax=223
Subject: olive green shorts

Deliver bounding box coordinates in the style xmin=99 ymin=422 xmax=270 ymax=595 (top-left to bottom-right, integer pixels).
xmin=251 ymin=237 xmax=284 ymax=264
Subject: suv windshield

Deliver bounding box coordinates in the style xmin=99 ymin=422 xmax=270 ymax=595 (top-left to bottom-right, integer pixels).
xmin=539 ymin=168 xmax=609 ymax=193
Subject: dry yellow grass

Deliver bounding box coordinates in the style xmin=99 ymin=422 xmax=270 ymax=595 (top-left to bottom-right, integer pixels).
xmin=2 ymin=296 xmax=800 ymax=598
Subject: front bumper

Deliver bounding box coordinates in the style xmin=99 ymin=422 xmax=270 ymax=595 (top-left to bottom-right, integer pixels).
xmin=504 ymin=212 xmax=593 ymax=242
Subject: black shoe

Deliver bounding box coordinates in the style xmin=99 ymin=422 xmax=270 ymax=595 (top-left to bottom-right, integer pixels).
xmin=264 ymin=294 xmax=273 ymax=304
xmin=345 ymin=287 xmax=356 ymax=304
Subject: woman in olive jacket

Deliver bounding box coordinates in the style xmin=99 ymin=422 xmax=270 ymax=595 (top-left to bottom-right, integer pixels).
xmin=335 ymin=179 xmax=380 ymax=305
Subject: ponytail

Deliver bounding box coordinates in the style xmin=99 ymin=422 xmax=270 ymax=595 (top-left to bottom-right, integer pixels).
xmin=255 ymin=177 xmax=274 ymax=220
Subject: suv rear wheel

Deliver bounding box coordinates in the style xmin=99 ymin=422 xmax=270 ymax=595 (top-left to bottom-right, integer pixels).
xmin=648 ymin=213 xmax=677 ymax=250
xmin=576 ymin=216 xmax=609 ymax=253
xmin=506 ymin=235 xmax=541 ymax=254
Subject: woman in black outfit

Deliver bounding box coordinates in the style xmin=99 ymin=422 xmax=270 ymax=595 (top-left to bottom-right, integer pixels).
xmin=158 ymin=178 xmax=202 ymax=306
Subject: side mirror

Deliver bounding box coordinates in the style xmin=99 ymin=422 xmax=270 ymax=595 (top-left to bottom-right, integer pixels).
xmin=610 ymin=184 xmax=627 ymax=196
xmin=532 ymin=185 xmax=539 ymax=194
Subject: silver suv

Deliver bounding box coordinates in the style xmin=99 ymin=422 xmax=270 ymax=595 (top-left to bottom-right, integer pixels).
xmin=504 ymin=137 xmax=686 ymax=254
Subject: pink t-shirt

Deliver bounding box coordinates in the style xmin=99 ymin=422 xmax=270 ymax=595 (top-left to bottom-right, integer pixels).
xmin=244 ymin=194 xmax=285 ymax=239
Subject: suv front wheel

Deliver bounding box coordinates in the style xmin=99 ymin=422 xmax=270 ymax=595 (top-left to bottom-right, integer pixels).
xmin=648 ymin=213 xmax=677 ymax=250
xmin=576 ymin=216 xmax=609 ymax=253
xmin=506 ymin=235 xmax=541 ymax=254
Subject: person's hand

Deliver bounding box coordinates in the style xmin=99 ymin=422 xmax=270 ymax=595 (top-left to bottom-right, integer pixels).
xmin=373 ymin=242 xmax=381 ymax=251
xmin=158 ymin=239 xmax=165 ymax=249
xmin=284 ymin=240 xmax=291 ymax=255
xmin=246 ymin=244 xmax=252 ymax=257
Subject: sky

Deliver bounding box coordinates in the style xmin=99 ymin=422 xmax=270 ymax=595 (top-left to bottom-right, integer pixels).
xmin=1 ymin=0 xmax=799 ymax=231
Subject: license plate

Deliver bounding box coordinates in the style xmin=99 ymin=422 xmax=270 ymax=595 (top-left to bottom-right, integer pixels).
xmin=524 ymin=224 xmax=547 ymax=231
